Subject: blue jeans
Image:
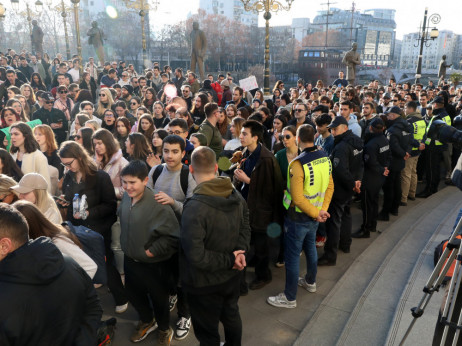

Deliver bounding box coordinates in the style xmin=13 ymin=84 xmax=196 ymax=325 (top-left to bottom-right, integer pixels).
xmin=283 ymin=215 xmax=319 ymax=301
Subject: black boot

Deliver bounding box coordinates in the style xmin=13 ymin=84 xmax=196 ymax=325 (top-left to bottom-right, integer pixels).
xmin=352 ymin=228 xmax=370 ymax=238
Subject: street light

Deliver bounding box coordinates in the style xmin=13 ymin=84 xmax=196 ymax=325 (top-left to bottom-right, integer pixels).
xmin=60 ymin=0 xmax=71 ymax=60
xmin=70 ymin=0 xmax=82 ymax=73
xmin=139 ymin=0 xmax=158 ymax=69
xmin=241 ymin=0 xmax=294 ymax=95
xmin=414 ymin=7 xmax=440 ymax=84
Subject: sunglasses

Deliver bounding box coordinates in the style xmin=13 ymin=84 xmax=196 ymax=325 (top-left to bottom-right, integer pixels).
xmin=130 ymin=102 xmax=138 ymax=105
xmin=45 ymin=101 xmax=54 ymax=104
xmin=279 ymin=134 xmax=292 ymax=140
xmin=60 ymin=158 xmax=75 ymax=167
xmin=296 ymin=109 xmax=305 ymax=112
xmin=59 ymin=90 xmax=68 ymax=94
xmin=99 ymin=94 xmax=106 ymax=97
xmin=74 ymin=135 xmax=81 ymax=140
xmin=393 ymin=99 xmax=399 ymax=102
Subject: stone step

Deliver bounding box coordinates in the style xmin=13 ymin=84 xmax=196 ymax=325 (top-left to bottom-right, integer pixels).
xmin=294 ymin=186 xmax=462 ymax=346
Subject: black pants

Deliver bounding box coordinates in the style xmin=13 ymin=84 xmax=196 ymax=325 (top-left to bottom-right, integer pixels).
xmin=186 ymin=279 xmax=242 ymax=346
xmin=425 ymin=145 xmax=444 ymax=193
xmin=417 ymin=150 xmax=426 ymax=181
xmin=251 ymin=231 xmax=271 ymax=281
xmin=170 ymin=254 xmax=190 ymax=319
xmin=324 ymin=196 xmax=352 ymax=262
xmin=361 ymin=177 xmax=385 ymax=231
xmin=381 ymin=168 xmax=401 ymax=215
xmin=104 ymin=237 xmax=127 ymax=306
xmin=124 ymin=256 xmax=171 ymax=331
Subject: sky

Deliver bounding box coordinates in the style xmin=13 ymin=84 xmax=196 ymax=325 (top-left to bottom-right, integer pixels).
xmin=152 ymin=0 xmax=460 ymax=40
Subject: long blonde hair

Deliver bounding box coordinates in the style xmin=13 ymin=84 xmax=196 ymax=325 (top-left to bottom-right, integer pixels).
xmin=96 ymin=88 xmax=114 ymax=118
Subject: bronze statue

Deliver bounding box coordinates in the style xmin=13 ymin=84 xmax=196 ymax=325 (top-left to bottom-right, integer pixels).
xmin=438 ymin=55 xmax=452 ymax=84
xmin=87 ymin=21 xmax=106 ymax=66
xmin=190 ymin=22 xmax=207 ymax=81
xmin=342 ymin=42 xmax=361 ymax=86
xmin=31 ymin=20 xmax=44 ymax=55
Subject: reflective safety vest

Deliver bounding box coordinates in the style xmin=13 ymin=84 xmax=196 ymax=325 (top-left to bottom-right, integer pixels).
xmin=425 ymin=115 xmax=451 ymax=145
xmin=411 ymin=119 xmax=426 ymax=151
xmin=283 ymin=149 xmax=332 ymax=213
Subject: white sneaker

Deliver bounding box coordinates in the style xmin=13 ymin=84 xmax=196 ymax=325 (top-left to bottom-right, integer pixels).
xmin=267 ymin=293 xmax=296 ymax=308
xmin=298 ymin=277 xmax=316 ymax=293
xmin=174 ymin=316 xmax=191 ymax=340
xmin=115 ymin=302 xmax=128 ymax=314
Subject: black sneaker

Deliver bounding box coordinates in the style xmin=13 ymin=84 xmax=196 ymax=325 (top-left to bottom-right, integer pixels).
xmin=249 ymin=278 xmax=272 ymax=290
xmin=352 ymin=229 xmax=370 ymax=238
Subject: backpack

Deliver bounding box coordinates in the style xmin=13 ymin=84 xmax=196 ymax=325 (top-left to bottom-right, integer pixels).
xmin=64 ymin=221 xmax=107 ymax=285
xmin=151 ymin=163 xmax=189 ymax=196
xmin=434 ymin=235 xmax=462 ymax=285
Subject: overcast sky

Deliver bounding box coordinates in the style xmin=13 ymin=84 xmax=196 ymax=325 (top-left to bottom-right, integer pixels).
xmin=153 ymin=0 xmax=460 ymax=40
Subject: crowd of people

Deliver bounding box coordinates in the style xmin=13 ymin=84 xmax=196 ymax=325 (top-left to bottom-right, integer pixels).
xmin=1 ymin=48 xmax=462 ymax=345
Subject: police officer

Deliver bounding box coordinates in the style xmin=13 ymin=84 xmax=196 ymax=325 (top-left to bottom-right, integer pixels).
xmin=318 ymin=116 xmax=363 ymax=266
xmin=352 ymin=118 xmax=390 ymax=238
xmin=378 ymin=106 xmax=413 ymax=221
xmin=400 ymin=101 xmax=426 ymax=205
xmin=416 ymin=96 xmax=451 ymax=198
xmin=267 ymin=124 xmax=334 ymax=308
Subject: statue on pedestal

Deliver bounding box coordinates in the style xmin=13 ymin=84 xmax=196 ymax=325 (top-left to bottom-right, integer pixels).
xmin=190 ymin=22 xmax=207 ymax=81
xmin=342 ymin=42 xmax=361 ymax=86
xmin=31 ymin=20 xmax=44 ymax=55
xmin=438 ymin=55 xmax=452 ymax=84
xmin=87 ymin=21 xmax=106 ymax=66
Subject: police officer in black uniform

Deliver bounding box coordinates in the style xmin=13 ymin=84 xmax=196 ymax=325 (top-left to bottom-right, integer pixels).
xmin=352 ymin=118 xmax=390 ymax=238
xmin=318 ymin=116 xmax=363 ymax=266
xmin=417 ymin=96 xmax=452 ymax=198
xmin=378 ymin=106 xmax=413 ymax=221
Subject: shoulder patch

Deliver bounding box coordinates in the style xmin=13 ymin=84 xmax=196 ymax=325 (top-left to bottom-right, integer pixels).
xmin=333 ymin=157 xmax=340 ymax=167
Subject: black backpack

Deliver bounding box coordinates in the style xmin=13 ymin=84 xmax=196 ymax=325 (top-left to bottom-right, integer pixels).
xmin=151 ymin=163 xmax=189 ymax=196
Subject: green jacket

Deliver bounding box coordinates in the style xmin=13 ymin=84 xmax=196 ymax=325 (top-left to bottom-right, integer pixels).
xmin=198 ymin=119 xmax=223 ymax=158
xmin=118 ymin=187 xmax=179 ymax=263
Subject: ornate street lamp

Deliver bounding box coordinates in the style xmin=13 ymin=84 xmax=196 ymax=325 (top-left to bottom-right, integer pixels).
xmin=71 ymin=0 xmax=82 ymax=73
xmin=414 ymin=8 xmax=440 ymax=84
xmin=60 ymin=0 xmax=71 ymax=60
xmin=241 ymin=0 xmax=294 ymax=95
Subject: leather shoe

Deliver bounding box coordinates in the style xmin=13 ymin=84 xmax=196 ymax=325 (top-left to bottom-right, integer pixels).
xmin=249 ymin=278 xmax=272 ymax=290
xmin=339 ymin=245 xmax=350 ymax=253
xmin=408 ymin=196 xmax=416 ymax=201
xmin=390 ymin=210 xmax=399 ymax=216
xmin=416 ymin=190 xmax=432 ymax=198
xmin=399 ymin=202 xmax=407 ymax=207
xmin=318 ymin=256 xmax=336 ymax=266
xmin=352 ymin=229 xmax=370 ymax=238
xmin=378 ymin=212 xmax=389 ymax=221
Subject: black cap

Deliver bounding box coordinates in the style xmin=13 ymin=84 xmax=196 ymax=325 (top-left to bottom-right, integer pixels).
xmin=370 ymin=117 xmax=384 ymax=130
xmin=327 ymin=116 xmax=349 ymax=128
xmin=431 ymin=96 xmax=444 ymax=104
xmin=42 ymin=92 xmax=55 ymax=102
xmin=122 ymin=85 xmax=134 ymax=94
xmin=383 ymin=93 xmax=391 ymax=99
xmin=385 ymin=106 xmax=401 ymax=115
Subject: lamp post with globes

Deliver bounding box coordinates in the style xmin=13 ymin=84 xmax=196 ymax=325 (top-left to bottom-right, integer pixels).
xmin=60 ymin=0 xmax=71 ymax=59
xmin=414 ymin=7 xmax=440 ymax=84
xmin=70 ymin=0 xmax=82 ymax=73
xmin=240 ymin=0 xmax=294 ymax=96
xmin=10 ymin=0 xmax=43 ymax=51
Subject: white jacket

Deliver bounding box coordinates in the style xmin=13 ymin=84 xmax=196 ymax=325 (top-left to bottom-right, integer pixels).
xmin=11 ymin=150 xmax=51 ymax=192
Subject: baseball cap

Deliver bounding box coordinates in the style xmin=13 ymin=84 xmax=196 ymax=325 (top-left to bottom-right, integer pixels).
xmin=220 ymin=80 xmax=230 ymax=87
xmin=122 ymin=85 xmax=134 ymax=94
xmin=431 ymin=96 xmax=445 ymax=104
xmin=385 ymin=106 xmax=402 ymax=115
xmin=327 ymin=116 xmax=349 ymax=128
xmin=42 ymin=92 xmax=55 ymax=102
xmin=11 ymin=173 xmax=48 ymax=194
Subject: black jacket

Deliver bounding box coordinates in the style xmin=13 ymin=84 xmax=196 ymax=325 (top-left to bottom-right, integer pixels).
xmin=359 ymin=116 xmax=375 ymax=139
xmin=0 ymin=237 xmax=102 ymax=346
xmin=62 ymin=170 xmax=117 ymax=238
xmin=288 ymin=116 xmax=315 ymax=129
xmin=181 ymin=177 xmax=250 ymax=293
xmin=362 ymin=132 xmax=390 ymax=185
xmin=385 ymin=117 xmax=413 ymax=171
xmin=32 ymin=107 xmax=69 ymax=145
xmin=330 ymin=130 xmax=364 ymax=201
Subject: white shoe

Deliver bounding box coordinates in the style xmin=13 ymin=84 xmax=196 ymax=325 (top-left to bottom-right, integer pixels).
xmin=115 ymin=302 xmax=128 ymax=314
xmin=267 ymin=293 xmax=296 ymax=308
xmin=298 ymin=277 xmax=316 ymax=293
xmin=175 ymin=316 xmax=191 ymax=340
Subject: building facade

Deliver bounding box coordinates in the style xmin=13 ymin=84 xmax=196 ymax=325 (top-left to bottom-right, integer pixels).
xmin=199 ymin=0 xmax=258 ymax=26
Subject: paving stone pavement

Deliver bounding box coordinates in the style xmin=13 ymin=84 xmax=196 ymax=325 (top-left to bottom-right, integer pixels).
xmin=98 ymin=182 xmax=449 ymax=346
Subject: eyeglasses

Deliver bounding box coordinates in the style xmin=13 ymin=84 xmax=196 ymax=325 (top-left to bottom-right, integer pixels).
xmin=296 ymin=109 xmax=305 ymax=112
xmin=74 ymin=135 xmax=81 ymax=140
xmin=45 ymin=101 xmax=54 ymax=104
xmin=169 ymin=130 xmax=185 ymax=135
xmin=60 ymin=158 xmax=75 ymax=167
xmin=59 ymin=90 xmax=68 ymax=94
xmin=182 ymin=90 xmax=189 ymax=93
